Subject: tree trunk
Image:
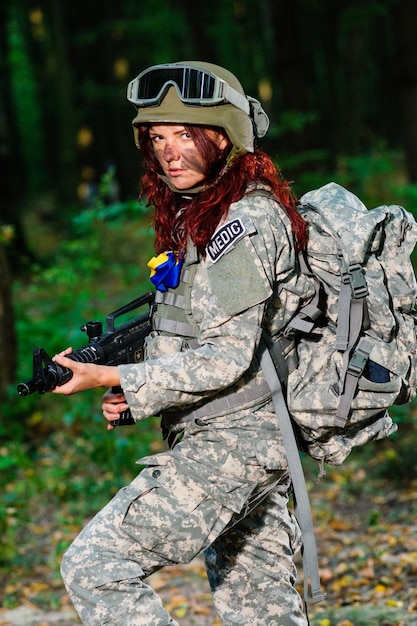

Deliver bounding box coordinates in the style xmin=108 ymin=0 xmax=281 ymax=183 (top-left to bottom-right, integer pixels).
xmin=0 ymin=245 xmax=17 ymax=393
xmin=393 ymin=0 xmax=417 ymax=182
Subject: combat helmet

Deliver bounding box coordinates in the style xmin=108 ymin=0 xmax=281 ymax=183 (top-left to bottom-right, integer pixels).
xmin=127 ymin=61 xmax=269 ymax=160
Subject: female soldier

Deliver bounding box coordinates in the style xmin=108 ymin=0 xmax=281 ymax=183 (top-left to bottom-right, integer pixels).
xmin=53 ymin=61 xmax=313 ymax=626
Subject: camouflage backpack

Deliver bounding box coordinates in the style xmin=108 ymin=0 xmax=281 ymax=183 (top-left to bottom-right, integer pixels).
xmin=260 ymin=182 xmax=417 ymax=603
xmin=281 ymin=182 xmax=417 ymax=467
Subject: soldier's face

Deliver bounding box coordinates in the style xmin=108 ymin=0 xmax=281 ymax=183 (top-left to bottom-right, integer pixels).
xmin=149 ymin=124 xmax=227 ymax=190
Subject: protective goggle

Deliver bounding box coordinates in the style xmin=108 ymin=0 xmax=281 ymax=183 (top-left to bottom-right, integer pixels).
xmin=127 ymin=64 xmax=250 ymax=115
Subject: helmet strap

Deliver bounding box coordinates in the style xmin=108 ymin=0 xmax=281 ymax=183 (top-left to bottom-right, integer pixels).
xmin=157 ymin=174 xmax=207 ymax=194
xmin=225 ymin=146 xmax=247 ymax=167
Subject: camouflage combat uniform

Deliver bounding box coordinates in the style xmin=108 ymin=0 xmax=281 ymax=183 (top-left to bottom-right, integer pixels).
xmin=60 ymin=188 xmax=312 ymax=626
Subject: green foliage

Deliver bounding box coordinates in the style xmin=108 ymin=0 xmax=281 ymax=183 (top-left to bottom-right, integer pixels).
xmin=1 ymin=186 xmax=158 ymax=588
xmin=73 ymin=166 xmax=151 ymax=233
xmin=360 ymin=403 xmax=417 ymax=482
xmin=311 ymin=604 xmax=412 ymax=626
xmin=288 ymin=140 xmax=417 ymax=221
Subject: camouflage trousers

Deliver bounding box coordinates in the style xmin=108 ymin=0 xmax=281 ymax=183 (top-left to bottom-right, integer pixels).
xmin=61 ymin=414 xmax=308 ymax=626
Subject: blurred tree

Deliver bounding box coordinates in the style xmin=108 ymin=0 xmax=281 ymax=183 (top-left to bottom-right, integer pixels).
xmin=44 ymin=0 xmax=78 ymax=201
xmin=0 ymin=244 xmax=16 ymax=393
xmin=3 ymin=0 xmax=415 ymax=222
xmin=393 ymin=0 xmax=417 ymax=182
xmin=6 ymin=0 xmax=48 ymax=197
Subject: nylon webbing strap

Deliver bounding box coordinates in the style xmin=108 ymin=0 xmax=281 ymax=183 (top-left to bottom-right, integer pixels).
xmin=164 ymin=378 xmax=272 ymax=424
xmin=290 ymin=253 xmax=323 ymax=334
xmin=336 ymin=337 xmax=374 ymax=426
xmin=289 ymin=302 xmax=321 ymax=334
xmin=336 ymin=263 xmax=367 ymax=351
xmin=259 ymin=336 xmax=325 ymax=606
xmin=335 ymin=280 xmax=351 ymax=350
xmin=336 ymin=294 xmax=365 ymax=395
xmin=335 ymin=296 xmax=368 ymax=426
xmin=154 ymin=290 xmax=185 ymax=309
xmin=153 ymin=317 xmax=198 ymax=337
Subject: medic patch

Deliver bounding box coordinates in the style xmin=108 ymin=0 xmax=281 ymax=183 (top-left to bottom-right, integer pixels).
xmin=206 ymin=218 xmax=246 ymax=263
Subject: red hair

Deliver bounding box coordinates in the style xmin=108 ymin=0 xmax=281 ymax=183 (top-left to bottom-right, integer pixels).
xmin=138 ymin=125 xmax=307 ymax=255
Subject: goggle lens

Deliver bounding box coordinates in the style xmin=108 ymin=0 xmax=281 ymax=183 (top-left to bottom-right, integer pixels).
xmin=136 ymin=68 xmax=216 ymax=101
xmin=129 ymin=67 xmax=218 ymax=105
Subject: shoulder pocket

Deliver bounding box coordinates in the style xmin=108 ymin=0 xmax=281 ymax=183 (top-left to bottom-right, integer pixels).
xmin=207 ymin=220 xmax=272 ymax=316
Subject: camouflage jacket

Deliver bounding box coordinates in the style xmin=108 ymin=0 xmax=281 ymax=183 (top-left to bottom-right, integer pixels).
xmin=119 ymin=187 xmax=312 ymax=425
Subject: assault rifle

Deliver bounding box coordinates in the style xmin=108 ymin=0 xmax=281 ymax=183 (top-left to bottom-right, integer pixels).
xmin=17 ymin=292 xmax=155 ymax=426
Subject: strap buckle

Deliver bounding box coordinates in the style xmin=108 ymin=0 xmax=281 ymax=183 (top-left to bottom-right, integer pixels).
xmin=347 ymin=347 xmax=369 ymax=378
xmin=348 ymin=263 xmax=368 ymax=299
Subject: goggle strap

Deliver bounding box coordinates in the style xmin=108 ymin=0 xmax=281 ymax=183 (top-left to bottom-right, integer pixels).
xmin=222 ymin=84 xmax=250 ymax=114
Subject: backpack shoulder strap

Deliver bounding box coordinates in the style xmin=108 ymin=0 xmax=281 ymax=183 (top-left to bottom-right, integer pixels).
xmin=259 ymin=332 xmax=325 ymax=606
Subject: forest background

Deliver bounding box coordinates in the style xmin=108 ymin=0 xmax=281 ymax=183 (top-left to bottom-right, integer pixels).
xmin=1 ymin=0 xmax=417 ymax=624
